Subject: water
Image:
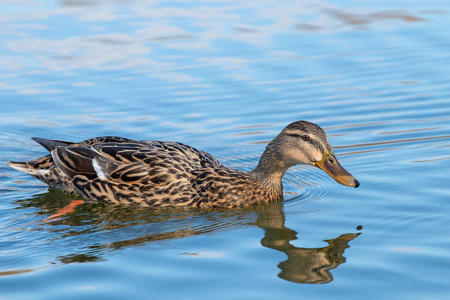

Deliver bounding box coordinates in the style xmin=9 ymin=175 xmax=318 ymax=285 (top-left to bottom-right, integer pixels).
xmin=1 ymin=0 xmax=449 ymax=299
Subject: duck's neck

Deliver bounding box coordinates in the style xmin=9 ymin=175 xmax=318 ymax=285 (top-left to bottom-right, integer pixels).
xmin=250 ymin=142 xmax=288 ymax=197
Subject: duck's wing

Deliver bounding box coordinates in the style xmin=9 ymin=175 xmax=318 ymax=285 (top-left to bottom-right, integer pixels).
xmin=53 ymin=141 xmax=221 ymax=178
xmin=56 ymin=140 xmax=221 ymax=173
xmin=50 ymin=141 xmax=222 ymax=205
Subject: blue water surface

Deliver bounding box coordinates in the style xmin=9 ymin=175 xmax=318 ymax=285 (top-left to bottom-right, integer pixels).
xmin=1 ymin=1 xmax=449 ymax=299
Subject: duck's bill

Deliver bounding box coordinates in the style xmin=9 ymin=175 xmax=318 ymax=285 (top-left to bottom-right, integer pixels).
xmin=315 ymin=151 xmax=360 ymax=188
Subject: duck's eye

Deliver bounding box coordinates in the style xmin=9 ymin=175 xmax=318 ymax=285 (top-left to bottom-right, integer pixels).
xmin=302 ymin=135 xmax=310 ymax=142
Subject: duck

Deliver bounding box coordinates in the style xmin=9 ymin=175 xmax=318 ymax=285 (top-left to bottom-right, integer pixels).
xmin=7 ymin=121 xmax=359 ymax=208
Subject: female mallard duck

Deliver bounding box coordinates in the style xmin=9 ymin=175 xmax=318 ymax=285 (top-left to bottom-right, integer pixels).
xmin=7 ymin=121 xmax=359 ymax=208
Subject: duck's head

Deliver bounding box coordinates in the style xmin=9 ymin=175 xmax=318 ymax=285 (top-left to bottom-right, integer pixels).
xmin=271 ymin=120 xmax=359 ymax=188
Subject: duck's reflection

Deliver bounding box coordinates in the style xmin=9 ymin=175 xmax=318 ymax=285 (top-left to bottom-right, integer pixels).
xmin=256 ymin=203 xmax=359 ymax=284
xmin=16 ymin=191 xmax=360 ymax=284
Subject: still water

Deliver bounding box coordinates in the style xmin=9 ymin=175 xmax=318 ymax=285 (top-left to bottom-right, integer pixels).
xmin=1 ymin=0 xmax=449 ymax=299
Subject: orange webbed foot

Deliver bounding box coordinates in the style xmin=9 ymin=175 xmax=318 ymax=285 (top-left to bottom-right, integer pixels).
xmin=42 ymin=200 xmax=84 ymax=223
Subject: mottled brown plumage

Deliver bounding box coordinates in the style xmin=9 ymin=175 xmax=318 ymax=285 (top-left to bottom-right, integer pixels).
xmin=7 ymin=121 xmax=359 ymax=208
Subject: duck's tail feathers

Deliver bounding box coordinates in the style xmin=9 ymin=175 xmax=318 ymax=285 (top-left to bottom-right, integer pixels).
xmin=32 ymin=137 xmax=74 ymax=152
xmin=6 ymin=161 xmax=37 ymax=175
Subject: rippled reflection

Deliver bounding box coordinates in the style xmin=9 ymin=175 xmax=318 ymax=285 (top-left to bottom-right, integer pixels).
xmin=11 ymin=190 xmax=359 ymax=284
xmin=256 ymin=203 xmax=359 ymax=284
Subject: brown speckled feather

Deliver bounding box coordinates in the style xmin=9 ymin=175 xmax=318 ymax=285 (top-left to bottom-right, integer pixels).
xmin=62 ymin=140 xmax=230 ymax=207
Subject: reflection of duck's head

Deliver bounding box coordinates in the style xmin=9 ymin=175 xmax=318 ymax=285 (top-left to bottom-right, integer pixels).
xmin=256 ymin=203 xmax=361 ymax=285
xmin=253 ymin=121 xmax=360 ymax=188
xmin=277 ymin=233 xmax=361 ymax=284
